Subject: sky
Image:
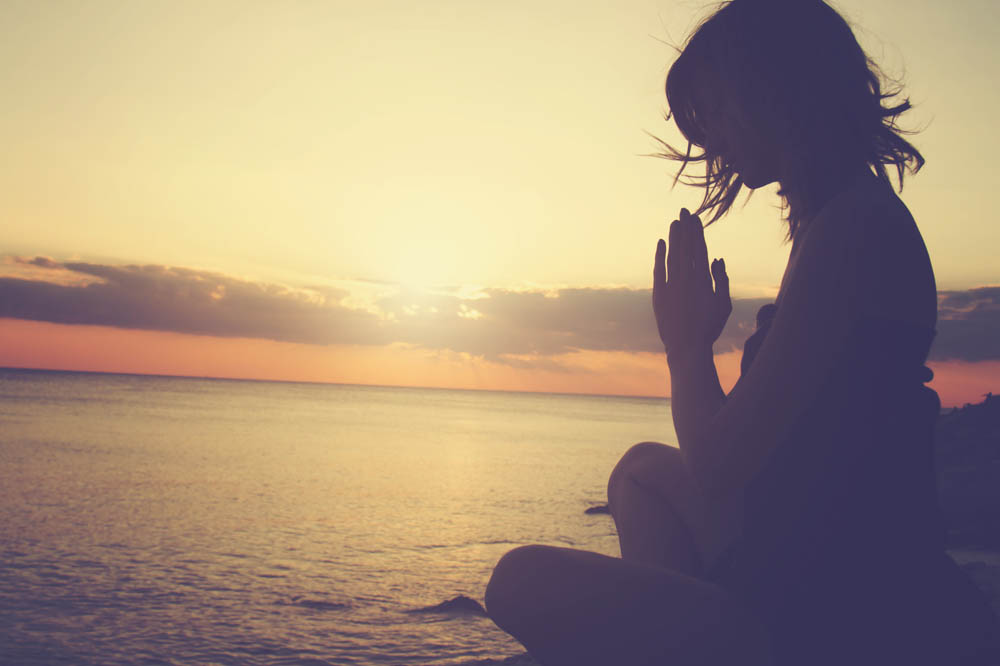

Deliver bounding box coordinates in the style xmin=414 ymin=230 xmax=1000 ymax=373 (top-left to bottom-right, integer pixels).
xmin=1 ymin=0 xmax=998 ymax=405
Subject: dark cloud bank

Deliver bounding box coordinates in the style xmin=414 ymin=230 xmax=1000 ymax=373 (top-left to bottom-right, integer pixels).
xmin=1 ymin=257 xmax=997 ymax=364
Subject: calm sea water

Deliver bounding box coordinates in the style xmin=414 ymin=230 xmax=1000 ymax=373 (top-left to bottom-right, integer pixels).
xmin=0 ymin=368 xmax=676 ymax=665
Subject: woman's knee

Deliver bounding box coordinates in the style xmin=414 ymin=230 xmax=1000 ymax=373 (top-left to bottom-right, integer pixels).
xmin=607 ymin=441 xmax=680 ymax=504
xmin=485 ymin=544 xmax=552 ymax=631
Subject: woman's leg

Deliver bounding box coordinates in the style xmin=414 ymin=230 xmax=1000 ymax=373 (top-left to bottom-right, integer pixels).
xmin=485 ymin=544 xmax=771 ymax=666
xmin=607 ymin=442 xmax=708 ymax=576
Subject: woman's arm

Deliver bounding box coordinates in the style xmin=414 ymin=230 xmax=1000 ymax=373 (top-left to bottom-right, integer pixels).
xmin=691 ymin=188 xmax=938 ymax=500
xmin=652 ymin=210 xmax=732 ymax=445
xmin=654 ymin=185 xmax=936 ymax=563
xmin=679 ymin=205 xmax=862 ymax=500
xmin=648 ymin=203 xmax=858 ymax=561
xmin=667 ymin=342 xmax=726 ymax=455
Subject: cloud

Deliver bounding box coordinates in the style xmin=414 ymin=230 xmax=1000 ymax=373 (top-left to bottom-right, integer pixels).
xmin=1 ymin=256 xmax=998 ymax=365
xmin=0 ymin=258 xmax=390 ymax=346
xmin=16 ymin=256 xmax=61 ymax=269
xmin=932 ymin=286 xmax=1000 ymax=362
xmin=374 ymin=286 xmax=772 ymax=361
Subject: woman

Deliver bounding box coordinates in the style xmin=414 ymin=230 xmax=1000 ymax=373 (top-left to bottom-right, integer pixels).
xmin=484 ymin=1 xmax=998 ymax=664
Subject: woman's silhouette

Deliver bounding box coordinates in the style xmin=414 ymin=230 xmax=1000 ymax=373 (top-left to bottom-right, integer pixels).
xmin=484 ymin=1 xmax=999 ymax=664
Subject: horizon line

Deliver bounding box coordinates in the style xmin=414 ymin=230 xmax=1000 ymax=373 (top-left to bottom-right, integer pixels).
xmin=0 ymin=364 xmax=670 ymax=402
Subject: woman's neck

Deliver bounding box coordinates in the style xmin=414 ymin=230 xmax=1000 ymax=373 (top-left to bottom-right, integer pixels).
xmin=780 ymin=162 xmax=874 ymax=236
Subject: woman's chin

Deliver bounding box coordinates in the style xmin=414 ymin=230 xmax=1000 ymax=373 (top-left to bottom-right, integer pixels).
xmin=740 ymin=172 xmax=777 ymax=190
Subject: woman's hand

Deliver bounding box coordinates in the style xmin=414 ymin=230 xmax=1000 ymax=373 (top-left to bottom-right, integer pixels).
xmin=653 ymin=208 xmax=732 ymax=356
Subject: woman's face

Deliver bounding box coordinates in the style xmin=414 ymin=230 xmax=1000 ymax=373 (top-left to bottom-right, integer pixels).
xmin=694 ymin=81 xmax=781 ymax=189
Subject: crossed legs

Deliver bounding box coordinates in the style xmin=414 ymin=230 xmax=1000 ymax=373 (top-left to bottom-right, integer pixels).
xmin=484 ymin=442 xmax=771 ymax=666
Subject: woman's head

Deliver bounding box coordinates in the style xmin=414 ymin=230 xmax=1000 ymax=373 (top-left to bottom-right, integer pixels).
xmin=663 ymin=0 xmax=924 ymax=236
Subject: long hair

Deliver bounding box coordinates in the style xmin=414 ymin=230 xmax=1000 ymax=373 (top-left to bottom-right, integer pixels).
xmin=660 ymin=0 xmax=924 ymax=237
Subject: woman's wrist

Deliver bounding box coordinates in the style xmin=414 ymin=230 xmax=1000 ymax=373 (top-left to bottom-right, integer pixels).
xmin=666 ymin=343 xmax=715 ymax=371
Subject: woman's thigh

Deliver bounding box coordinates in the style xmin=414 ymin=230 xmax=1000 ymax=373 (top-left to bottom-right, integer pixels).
xmin=485 ymin=544 xmax=772 ymax=666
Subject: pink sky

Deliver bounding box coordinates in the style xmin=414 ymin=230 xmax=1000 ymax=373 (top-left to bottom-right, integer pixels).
xmin=2 ymin=318 xmax=994 ymax=407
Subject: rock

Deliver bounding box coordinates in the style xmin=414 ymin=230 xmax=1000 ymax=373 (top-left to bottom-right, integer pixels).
xmin=936 ymin=393 xmax=1000 ymax=468
xmin=407 ymin=594 xmax=488 ymax=616
xmin=935 ymin=394 xmax=1000 ymax=550
xmin=456 ymin=654 xmax=538 ymax=665
xmin=584 ymin=504 xmax=610 ymax=515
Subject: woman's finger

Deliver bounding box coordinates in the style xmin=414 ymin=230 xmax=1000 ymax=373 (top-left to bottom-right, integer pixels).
xmin=683 ymin=208 xmax=712 ymax=290
xmin=711 ymin=258 xmax=731 ymax=309
xmin=667 ymin=219 xmax=683 ymax=284
xmin=654 ymin=238 xmax=666 ymax=295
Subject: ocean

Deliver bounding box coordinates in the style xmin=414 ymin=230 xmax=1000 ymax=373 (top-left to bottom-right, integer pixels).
xmin=0 ymin=368 xmax=676 ymax=665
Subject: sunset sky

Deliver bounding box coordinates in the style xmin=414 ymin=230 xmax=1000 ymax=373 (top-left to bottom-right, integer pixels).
xmin=2 ymin=0 xmax=998 ymax=405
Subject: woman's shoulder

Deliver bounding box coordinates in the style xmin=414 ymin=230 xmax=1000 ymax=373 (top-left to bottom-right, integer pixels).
xmin=806 ymin=173 xmax=913 ymax=238
xmin=787 ymin=174 xmax=936 ymax=327
xmin=818 ymin=174 xmax=928 ymax=268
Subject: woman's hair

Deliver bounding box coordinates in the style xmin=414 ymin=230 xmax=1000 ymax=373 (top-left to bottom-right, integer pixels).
xmin=661 ymin=0 xmax=924 ymax=237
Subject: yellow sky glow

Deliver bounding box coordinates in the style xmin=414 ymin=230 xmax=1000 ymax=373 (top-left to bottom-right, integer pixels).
xmin=1 ymin=0 xmax=997 ymax=401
